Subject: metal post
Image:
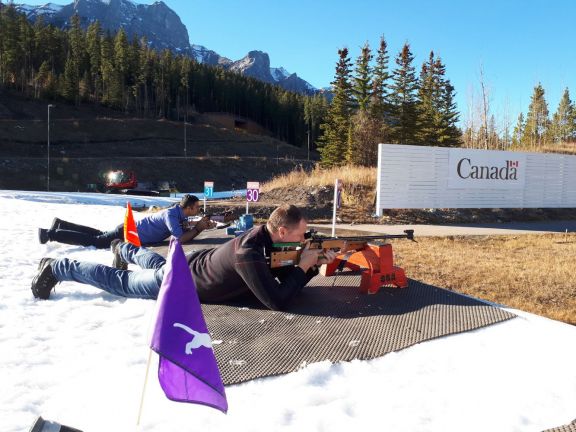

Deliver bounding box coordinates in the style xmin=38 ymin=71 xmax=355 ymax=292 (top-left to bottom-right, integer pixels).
xmin=307 ymin=130 xmax=310 ymax=161
xmin=184 ymin=91 xmax=188 ymax=158
xmin=184 ymin=120 xmax=187 ymax=158
xmin=47 ymin=104 xmax=55 ymax=191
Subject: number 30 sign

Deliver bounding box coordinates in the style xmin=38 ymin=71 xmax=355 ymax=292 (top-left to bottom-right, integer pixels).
xmin=246 ymin=181 xmax=260 ymax=202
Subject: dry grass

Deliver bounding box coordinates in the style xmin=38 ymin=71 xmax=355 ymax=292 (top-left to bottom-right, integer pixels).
xmin=261 ymin=165 xmax=376 ymax=191
xmin=539 ymin=142 xmax=576 ymax=155
xmin=390 ymin=233 xmax=576 ymax=325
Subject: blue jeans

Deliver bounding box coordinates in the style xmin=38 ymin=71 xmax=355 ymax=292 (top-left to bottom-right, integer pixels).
xmin=51 ymin=243 xmax=166 ymax=299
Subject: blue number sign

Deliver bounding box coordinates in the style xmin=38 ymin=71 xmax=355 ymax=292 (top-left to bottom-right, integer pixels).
xmin=204 ymin=181 xmax=214 ymax=198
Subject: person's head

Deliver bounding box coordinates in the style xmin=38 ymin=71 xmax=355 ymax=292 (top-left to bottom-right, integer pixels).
xmin=267 ymin=204 xmax=307 ymax=243
xmin=179 ymin=194 xmax=201 ymax=217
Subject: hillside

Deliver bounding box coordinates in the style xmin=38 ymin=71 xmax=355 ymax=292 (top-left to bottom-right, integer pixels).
xmin=0 ymin=90 xmax=315 ymax=192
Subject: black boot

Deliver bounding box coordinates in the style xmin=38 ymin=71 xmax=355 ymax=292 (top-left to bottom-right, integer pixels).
xmin=38 ymin=228 xmax=49 ymax=244
xmin=31 ymin=258 xmax=58 ymax=299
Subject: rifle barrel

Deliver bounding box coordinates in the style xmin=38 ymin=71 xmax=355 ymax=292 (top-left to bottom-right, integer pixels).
xmin=311 ymin=229 xmax=415 ymax=242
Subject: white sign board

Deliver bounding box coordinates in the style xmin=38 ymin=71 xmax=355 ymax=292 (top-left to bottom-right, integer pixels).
xmin=376 ymin=144 xmax=576 ymax=213
xmin=246 ymin=181 xmax=260 ymax=202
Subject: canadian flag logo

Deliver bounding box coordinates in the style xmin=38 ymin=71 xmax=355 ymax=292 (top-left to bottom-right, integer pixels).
xmin=507 ymin=160 xmax=519 ymax=168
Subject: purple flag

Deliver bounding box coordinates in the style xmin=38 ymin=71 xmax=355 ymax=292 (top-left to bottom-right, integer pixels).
xmin=150 ymin=237 xmax=228 ymax=413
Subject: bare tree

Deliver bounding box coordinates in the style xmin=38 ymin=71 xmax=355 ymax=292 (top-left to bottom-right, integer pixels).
xmin=479 ymin=65 xmax=491 ymax=149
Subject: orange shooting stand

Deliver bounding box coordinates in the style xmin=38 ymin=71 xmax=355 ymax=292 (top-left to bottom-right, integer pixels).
xmin=320 ymin=242 xmax=408 ymax=294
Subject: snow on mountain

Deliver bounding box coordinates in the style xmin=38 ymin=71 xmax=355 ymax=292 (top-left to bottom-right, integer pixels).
xmin=271 ymin=67 xmax=290 ymax=82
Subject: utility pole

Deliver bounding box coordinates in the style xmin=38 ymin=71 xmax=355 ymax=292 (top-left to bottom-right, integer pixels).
xmin=47 ymin=104 xmax=55 ymax=191
xmin=184 ymin=91 xmax=188 ymax=158
xmin=306 ymin=129 xmax=310 ymax=161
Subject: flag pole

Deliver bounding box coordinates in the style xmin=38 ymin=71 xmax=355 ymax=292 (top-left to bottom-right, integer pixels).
xmin=136 ymin=349 xmax=153 ymax=426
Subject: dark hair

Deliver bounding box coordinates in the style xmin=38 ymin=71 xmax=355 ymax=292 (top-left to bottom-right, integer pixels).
xmin=179 ymin=194 xmax=199 ymax=209
xmin=267 ymin=204 xmax=305 ymax=233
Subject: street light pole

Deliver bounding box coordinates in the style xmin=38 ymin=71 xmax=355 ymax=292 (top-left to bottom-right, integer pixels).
xmin=184 ymin=91 xmax=188 ymax=158
xmin=47 ymin=104 xmax=55 ymax=191
xmin=184 ymin=118 xmax=187 ymax=158
xmin=306 ymin=129 xmax=310 ymax=161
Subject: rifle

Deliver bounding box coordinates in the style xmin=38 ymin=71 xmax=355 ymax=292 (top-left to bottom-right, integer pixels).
xmin=269 ymin=229 xmax=415 ymax=269
xmin=182 ymin=210 xmax=238 ymax=230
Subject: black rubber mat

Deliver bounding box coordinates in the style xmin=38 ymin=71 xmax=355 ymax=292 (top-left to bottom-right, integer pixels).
xmin=201 ymin=275 xmax=516 ymax=385
xmin=544 ymin=419 xmax=576 ymax=432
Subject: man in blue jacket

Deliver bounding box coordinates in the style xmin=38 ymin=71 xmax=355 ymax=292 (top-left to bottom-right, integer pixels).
xmin=37 ymin=194 xmax=214 ymax=249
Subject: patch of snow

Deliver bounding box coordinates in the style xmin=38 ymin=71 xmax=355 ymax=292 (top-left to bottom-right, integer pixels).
xmin=271 ymin=66 xmax=290 ymax=82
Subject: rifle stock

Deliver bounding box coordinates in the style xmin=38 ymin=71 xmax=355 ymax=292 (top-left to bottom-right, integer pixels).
xmin=269 ymin=230 xmax=415 ymax=269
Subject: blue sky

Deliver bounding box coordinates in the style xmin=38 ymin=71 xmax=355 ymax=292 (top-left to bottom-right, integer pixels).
xmin=23 ymin=0 xmax=576 ymax=127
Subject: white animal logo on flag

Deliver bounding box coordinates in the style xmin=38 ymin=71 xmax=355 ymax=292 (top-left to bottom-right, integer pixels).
xmin=173 ymin=322 xmax=212 ymax=355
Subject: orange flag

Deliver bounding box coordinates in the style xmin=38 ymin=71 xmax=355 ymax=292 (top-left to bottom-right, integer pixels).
xmin=124 ymin=202 xmax=142 ymax=247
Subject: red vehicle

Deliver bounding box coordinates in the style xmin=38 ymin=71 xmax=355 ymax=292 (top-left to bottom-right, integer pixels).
xmin=105 ymin=170 xmax=138 ymax=190
xmin=103 ymin=170 xmax=174 ymax=196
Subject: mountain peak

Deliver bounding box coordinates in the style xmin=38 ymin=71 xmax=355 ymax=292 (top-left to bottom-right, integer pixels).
xmin=229 ymin=51 xmax=274 ymax=83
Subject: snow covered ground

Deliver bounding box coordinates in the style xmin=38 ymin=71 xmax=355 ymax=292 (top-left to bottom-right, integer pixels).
xmin=0 ymin=190 xmax=575 ymax=432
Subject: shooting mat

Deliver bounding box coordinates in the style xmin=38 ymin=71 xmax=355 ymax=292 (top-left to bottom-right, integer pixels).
xmin=151 ymin=231 xmax=516 ymax=385
xmin=202 ymin=275 xmax=515 ymax=385
xmin=543 ymin=419 xmax=576 ymax=432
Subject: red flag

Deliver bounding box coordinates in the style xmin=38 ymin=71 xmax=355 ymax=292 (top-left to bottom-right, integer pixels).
xmin=124 ymin=202 xmax=141 ymax=246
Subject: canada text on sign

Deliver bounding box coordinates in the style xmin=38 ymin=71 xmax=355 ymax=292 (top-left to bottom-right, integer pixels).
xmin=448 ymin=148 xmax=526 ymax=189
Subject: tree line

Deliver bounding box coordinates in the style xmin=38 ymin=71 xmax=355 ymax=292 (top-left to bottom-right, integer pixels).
xmin=317 ymin=37 xmax=461 ymax=167
xmin=0 ymin=5 xmax=463 ymax=160
xmin=0 ymin=5 xmax=307 ymax=145
xmin=463 ymin=75 xmax=576 ymax=152
xmin=513 ymin=85 xmax=576 ymax=149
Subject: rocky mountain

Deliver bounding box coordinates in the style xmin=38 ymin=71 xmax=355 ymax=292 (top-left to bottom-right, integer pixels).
xmin=17 ymin=0 xmax=190 ymax=54
xmin=15 ymin=0 xmax=318 ymax=95
xmin=227 ymin=51 xmax=316 ymax=95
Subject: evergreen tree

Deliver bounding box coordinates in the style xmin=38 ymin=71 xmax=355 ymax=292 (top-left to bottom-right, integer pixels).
xmin=370 ymin=35 xmax=391 ymax=120
xmin=179 ymin=55 xmax=192 ymax=122
xmin=62 ymin=53 xmax=78 ymax=102
xmin=348 ymin=43 xmax=387 ymax=165
xmin=512 ymin=112 xmax=525 ymax=147
xmin=416 ymin=51 xmax=438 ymax=145
xmin=113 ymin=28 xmax=129 ymax=109
xmin=0 ymin=5 xmax=21 ymax=85
xmin=67 ymin=14 xmax=85 ymax=104
xmin=18 ymin=13 xmax=34 ymax=93
xmin=522 ymin=83 xmax=549 ymax=148
xmin=549 ymin=87 xmax=575 ymax=143
xmin=415 ymin=52 xmax=460 ymax=147
xmin=351 ymin=42 xmax=372 ymax=112
xmin=389 ymin=43 xmax=419 ymax=144
xmin=86 ymin=21 xmax=102 ymax=101
xmin=303 ymin=93 xmax=328 ymax=153
xmin=100 ymin=32 xmax=115 ymax=105
xmin=437 ymin=65 xmax=460 ymax=146
xmin=318 ymin=48 xmax=353 ymax=167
